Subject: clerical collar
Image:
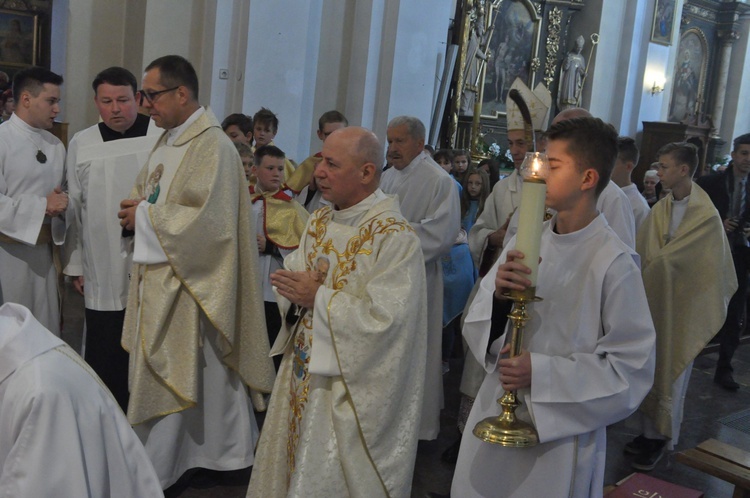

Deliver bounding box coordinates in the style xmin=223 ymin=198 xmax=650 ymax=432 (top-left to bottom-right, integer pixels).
xmin=166 ymin=107 xmax=204 ymax=146
xmin=98 ymin=113 xmax=151 ymax=142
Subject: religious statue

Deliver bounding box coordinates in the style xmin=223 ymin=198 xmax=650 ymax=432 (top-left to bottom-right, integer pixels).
xmin=460 ymin=4 xmax=489 ymax=116
xmin=557 ymin=35 xmax=586 ymax=111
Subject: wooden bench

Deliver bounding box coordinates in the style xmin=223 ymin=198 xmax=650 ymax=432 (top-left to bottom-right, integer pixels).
xmin=676 ymin=439 xmax=750 ymax=498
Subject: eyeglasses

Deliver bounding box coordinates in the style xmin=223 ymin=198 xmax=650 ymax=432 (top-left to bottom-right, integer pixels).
xmin=138 ymin=86 xmax=179 ymax=106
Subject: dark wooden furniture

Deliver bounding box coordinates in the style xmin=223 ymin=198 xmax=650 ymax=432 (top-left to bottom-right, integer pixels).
xmin=676 ymin=438 xmax=750 ymax=498
xmin=635 ymin=121 xmax=712 ymax=188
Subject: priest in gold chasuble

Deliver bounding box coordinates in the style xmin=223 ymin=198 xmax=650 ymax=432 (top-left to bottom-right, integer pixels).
xmin=118 ymin=56 xmax=275 ymax=489
xmin=247 ymin=127 xmax=428 ymax=498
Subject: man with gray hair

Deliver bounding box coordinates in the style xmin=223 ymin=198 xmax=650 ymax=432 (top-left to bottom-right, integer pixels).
xmin=248 ymin=126 xmax=428 ymax=497
xmin=380 ymin=115 xmax=460 ymax=440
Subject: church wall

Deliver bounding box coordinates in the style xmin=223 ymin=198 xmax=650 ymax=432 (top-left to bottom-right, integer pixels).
xmin=610 ymin=0 xmax=649 ymax=137
xmin=241 ymin=0 xmax=324 ymax=162
xmin=142 ymin=0 xmax=214 ymax=103
xmin=50 ymin=0 xmax=69 ymax=109
xmin=54 ymin=0 xmax=217 ymax=137
xmin=634 ymin=0 xmax=686 ymax=137
xmin=383 ymin=0 xmax=453 ymax=142
xmin=234 ymin=0 xmax=450 ymax=161
xmin=121 ymin=0 xmax=147 ymax=85
xmin=310 ymin=0 xmax=351 ymax=149
xmin=349 ymin=0 xmax=394 ymax=135
xmin=208 ymin=0 xmax=249 ymax=124
xmin=58 ymin=0 xmax=129 ymax=135
xmin=50 ymin=0 xmax=481 ymax=160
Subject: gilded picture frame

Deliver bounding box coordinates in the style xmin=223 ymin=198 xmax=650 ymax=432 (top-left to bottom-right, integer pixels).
xmin=668 ymin=28 xmax=708 ymax=122
xmin=650 ymin=0 xmax=675 ymax=46
xmin=0 ymin=9 xmax=38 ymax=67
xmin=480 ymin=0 xmax=541 ymax=119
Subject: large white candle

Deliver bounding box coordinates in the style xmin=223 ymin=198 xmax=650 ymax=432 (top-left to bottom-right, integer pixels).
xmin=514 ymin=153 xmax=549 ymax=288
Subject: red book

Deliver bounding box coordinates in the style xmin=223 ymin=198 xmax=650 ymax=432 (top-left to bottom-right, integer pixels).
xmin=606 ymin=472 xmax=704 ymax=498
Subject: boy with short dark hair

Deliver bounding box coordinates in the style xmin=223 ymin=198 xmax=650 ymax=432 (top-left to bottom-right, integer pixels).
xmin=252 ymin=107 xmax=295 ymax=183
xmin=452 ymin=117 xmax=656 ymax=497
xmin=250 ymin=144 xmax=308 ymax=370
xmin=252 ymin=108 xmax=279 ymax=147
xmin=284 ymin=110 xmax=348 ymax=194
xmin=629 ymin=142 xmax=737 ymax=470
xmin=222 ymin=113 xmax=253 ymax=145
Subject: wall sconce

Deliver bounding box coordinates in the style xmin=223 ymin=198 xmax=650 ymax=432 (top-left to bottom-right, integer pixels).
xmin=650 ymin=76 xmax=666 ymax=96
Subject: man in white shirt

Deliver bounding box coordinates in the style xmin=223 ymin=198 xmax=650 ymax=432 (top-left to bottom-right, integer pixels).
xmin=0 ymin=67 xmax=67 ymax=333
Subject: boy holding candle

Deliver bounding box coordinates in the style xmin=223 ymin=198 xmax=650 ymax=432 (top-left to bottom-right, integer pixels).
xmin=451 ymin=117 xmax=657 ymax=497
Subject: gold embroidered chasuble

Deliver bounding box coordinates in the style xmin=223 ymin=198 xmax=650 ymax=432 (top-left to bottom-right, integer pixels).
xmin=122 ymin=110 xmax=275 ymax=425
xmin=636 ymin=183 xmax=737 ymax=438
xmin=247 ymin=193 xmax=428 ymax=498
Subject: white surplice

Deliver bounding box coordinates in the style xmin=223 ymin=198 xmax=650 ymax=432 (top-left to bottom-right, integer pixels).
xmin=0 ymin=114 xmax=66 ymax=333
xmin=0 ymin=303 xmax=163 ymax=497
xmin=452 ymin=214 xmax=655 ymax=498
xmin=380 ymin=152 xmax=460 ymax=440
xmin=247 ymin=190 xmax=427 ymax=498
xmin=504 ymin=180 xmax=637 ymax=250
xmin=63 ymin=120 xmax=161 ymax=310
xmin=621 ymin=183 xmax=651 ymax=231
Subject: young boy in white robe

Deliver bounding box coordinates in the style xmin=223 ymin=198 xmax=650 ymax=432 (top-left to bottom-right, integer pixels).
xmin=451 ymin=117 xmax=656 ymax=498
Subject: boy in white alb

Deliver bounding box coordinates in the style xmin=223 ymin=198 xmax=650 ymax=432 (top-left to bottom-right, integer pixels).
xmin=452 ymin=117 xmax=656 ymax=497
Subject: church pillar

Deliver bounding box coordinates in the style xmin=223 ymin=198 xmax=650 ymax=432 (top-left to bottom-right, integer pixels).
xmin=710 ymin=30 xmax=739 ymax=138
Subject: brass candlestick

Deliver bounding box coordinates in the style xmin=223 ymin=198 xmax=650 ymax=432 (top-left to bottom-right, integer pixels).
xmin=473 ymin=287 xmax=540 ymax=447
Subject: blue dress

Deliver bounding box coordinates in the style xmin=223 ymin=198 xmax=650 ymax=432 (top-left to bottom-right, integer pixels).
xmin=442 ymin=197 xmax=479 ymax=325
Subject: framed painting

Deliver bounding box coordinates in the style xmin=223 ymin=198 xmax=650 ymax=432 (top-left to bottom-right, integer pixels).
xmin=0 ymin=9 xmax=38 ymax=67
xmin=651 ymin=0 xmax=675 ymax=46
xmin=668 ymin=28 xmax=708 ymax=122
xmin=479 ymin=0 xmax=540 ymax=119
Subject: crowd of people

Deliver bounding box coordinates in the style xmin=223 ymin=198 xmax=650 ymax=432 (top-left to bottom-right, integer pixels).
xmin=0 ymin=56 xmax=748 ymax=497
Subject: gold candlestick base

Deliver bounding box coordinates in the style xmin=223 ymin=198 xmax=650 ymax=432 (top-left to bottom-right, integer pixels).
xmin=473 ymin=292 xmax=541 ymax=447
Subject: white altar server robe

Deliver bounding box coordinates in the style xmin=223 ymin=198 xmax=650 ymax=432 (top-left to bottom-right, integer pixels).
xmin=453 ymin=214 xmax=655 ymax=498
xmin=64 ymin=120 xmax=160 ymax=310
xmin=380 ymin=152 xmax=460 ymax=440
xmin=0 ymin=114 xmax=66 ymax=332
xmin=0 ymin=302 xmax=163 ymax=497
